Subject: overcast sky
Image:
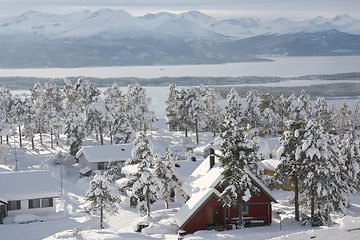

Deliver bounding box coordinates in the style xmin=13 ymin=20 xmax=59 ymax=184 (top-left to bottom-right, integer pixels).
xmin=0 ymin=0 xmax=359 ymax=20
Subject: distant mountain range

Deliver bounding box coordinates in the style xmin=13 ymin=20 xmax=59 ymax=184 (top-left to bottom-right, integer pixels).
xmin=0 ymin=9 xmax=359 ymax=68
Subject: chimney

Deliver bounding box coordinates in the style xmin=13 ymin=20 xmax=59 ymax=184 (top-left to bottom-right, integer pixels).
xmin=209 ymin=148 xmax=215 ymax=169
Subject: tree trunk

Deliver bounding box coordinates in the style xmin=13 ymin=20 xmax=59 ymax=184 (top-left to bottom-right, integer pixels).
xmin=110 ymin=135 xmax=113 ymax=145
xmin=146 ymin=188 xmax=150 ymax=217
xmin=100 ymin=206 xmax=104 ymax=229
xmin=165 ymin=200 xmax=168 ymax=209
xmin=185 ymin=127 xmax=188 ymax=138
xmin=294 ymin=177 xmax=299 ymax=221
xmin=31 ymin=137 xmax=34 ymax=150
xmin=238 ymin=198 xmax=243 ymax=228
xmin=100 ymin=131 xmax=104 ymax=145
xmin=311 ymin=187 xmax=315 ymax=226
xmin=39 ymin=122 xmax=43 ymax=145
xmin=6 ymin=135 xmax=9 ymax=145
xmin=50 ymin=128 xmax=54 ymax=149
xmin=1 ymin=136 xmax=2 ymax=144
xmin=195 ymin=118 xmax=199 ymax=145
xmin=18 ymin=125 xmax=22 ymax=147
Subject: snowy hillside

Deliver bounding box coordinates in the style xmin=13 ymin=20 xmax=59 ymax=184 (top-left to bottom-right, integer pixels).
xmin=0 ymin=10 xmax=359 ymax=68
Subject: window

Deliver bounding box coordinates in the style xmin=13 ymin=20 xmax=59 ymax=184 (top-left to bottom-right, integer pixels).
xmin=98 ymin=162 xmax=105 ymax=170
xmin=242 ymin=206 xmax=249 ymax=216
xmin=7 ymin=201 xmax=21 ymax=211
xmin=28 ymin=199 xmax=40 ymax=209
xmin=41 ymin=198 xmax=53 ymax=208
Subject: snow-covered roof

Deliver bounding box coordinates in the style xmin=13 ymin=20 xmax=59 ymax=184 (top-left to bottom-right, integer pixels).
xmin=0 ymin=171 xmax=59 ymax=201
xmin=0 ymin=164 xmax=13 ymax=173
xmin=115 ymin=178 xmax=130 ymax=188
xmin=183 ymin=154 xmax=277 ymax=201
xmin=261 ymin=159 xmax=281 ymax=172
xmin=76 ymin=144 xmax=134 ymax=163
xmin=173 ymin=160 xmax=203 ymax=182
xmin=174 ymin=188 xmax=221 ymax=228
xmin=121 ymin=164 xmax=139 ymax=175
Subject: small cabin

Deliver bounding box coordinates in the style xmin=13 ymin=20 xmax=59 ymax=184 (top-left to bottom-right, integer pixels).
xmin=76 ymin=144 xmax=134 ymax=173
xmin=174 ymin=152 xmax=277 ymax=234
xmin=0 ymin=171 xmax=59 ymax=220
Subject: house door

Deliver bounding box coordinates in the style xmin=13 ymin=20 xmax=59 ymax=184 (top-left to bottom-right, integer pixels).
xmin=207 ymin=207 xmax=215 ymax=225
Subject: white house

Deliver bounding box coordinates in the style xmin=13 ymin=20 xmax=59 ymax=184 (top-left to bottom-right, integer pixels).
xmin=0 ymin=170 xmax=59 ymax=220
xmin=76 ymin=144 xmax=134 ymax=172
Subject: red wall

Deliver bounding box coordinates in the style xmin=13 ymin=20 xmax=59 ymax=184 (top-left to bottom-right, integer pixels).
xmin=182 ymin=183 xmax=274 ymax=233
xmin=182 ymin=195 xmax=223 ymax=234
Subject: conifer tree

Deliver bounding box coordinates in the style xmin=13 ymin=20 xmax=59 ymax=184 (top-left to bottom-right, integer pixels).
xmin=166 ymin=84 xmax=180 ymax=131
xmin=219 ymin=114 xmax=260 ymax=227
xmin=201 ymin=86 xmax=223 ymax=136
xmin=30 ymin=82 xmax=45 ymax=145
xmin=314 ymin=97 xmax=333 ymax=133
xmin=125 ymin=83 xmax=155 ymax=132
xmin=63 ymin=79 xmax=85 ymax=155
xmin=244 ymin=90 xmax=262 ymax=128
xmin=85 ymin=171 xmax=119 ymax=229
xmin=43 ymin=79 xmax=64 ymax=148
xmin=225 ymin=87 xmax=244 ymax=128
xmin=154 ymin=149 xmax=179 ymax=209
xmin=128 ymin=132 xmax=159 ymax=216
xmin=275 ymin=120 xmax=304 ymax=221
xmin=85 ymin=98 xmax=109 ymax=145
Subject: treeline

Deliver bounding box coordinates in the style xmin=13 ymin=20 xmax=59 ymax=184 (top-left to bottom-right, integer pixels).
xmin=216 ymin=82 xmax=360 ymax=99
xmin=0 ymin=77 xmax=154 ymax=155
xmin=0 ymin=72 xmax=359 ymax=89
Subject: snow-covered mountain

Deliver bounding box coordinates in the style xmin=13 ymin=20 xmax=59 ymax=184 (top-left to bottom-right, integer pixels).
xmin=0 ymin=9 xmax=359 ymax=67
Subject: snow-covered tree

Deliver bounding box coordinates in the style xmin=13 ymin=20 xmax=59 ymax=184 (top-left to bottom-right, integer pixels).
xmin=125 ymin=83 xmax=155 ymax=132
xmin=259 ymin=93 xmax=279 ymax=136
xmin=103 ymin=85 xmax=134 ymax=144
xmin=354 ymin=98 xmax=360 ymax=129
xmin=63 ymin=79 xmax=85 ymax=155
xmin=166 ymin=84 xmax=180 ymax=131
xmin=225 ymin=87 xmax=244 ymax=128
xmin=219 ymin=115 xmax=260 ymax=227
xmin=201 ymin=85 xmax=223 ymax=136
xmin=176 ymin=87 xmax=206 ymax=144
xmin=154 ymin=149 xmax=179 ymax=209
xmin=21 ymin=96 xmax=36 ymax=149
xmin=297 ymin=120 xmax=354 ymax=225
xmin=0 ymin=87 xmax=13 ymax=144
xmin=314 ymin=97 xmax=333 ymax=133
xmin=85 ymin=98 xmax=109 ymax=145
xmin=85 ymin=171 xmax=120 ymax=229
xmin=275 ymin=94 xmax=289 ymax=133
xmin=127 ymin=132 xmax=159 ymax=216
xmin=332 ymin=100 xmax=352 ymax=135
xmin=73 ymin=77 xmax=100 ymax=115
xmin=43 ymin=79 xmax=64 ymax=148
xmin=275 ymin=120 xmax=304 ymax=221
xmin=244 ymin=90 xmax=262 ymax=128
xmin=30 ymin=82 xmax=45 ymax=145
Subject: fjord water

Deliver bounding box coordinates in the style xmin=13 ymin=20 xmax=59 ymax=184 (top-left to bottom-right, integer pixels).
xmin=0 ymin=56 xmax=359 ymax=78
xmin=3 ymin=56 xmax=360 ymax=117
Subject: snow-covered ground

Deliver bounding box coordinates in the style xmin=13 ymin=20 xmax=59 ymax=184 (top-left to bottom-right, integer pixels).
xmin=1 ymin=129 xmax=360 ymax=240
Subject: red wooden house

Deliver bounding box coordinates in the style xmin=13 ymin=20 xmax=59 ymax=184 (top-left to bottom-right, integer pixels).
xmin=174 ymin=152 xmax=277 ymax=234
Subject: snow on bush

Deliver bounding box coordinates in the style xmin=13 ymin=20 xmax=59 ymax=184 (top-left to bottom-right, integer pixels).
xmin=13 ymin=214 xmax=43 ymax=224
xmin=340 ymin=216 xmax=360 ymax=231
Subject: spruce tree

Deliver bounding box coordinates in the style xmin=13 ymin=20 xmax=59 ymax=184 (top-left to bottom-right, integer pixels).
xmin=219 ymin=114 xmax=260 ymax=227
xmin=244 ymin=90 xmax=262 ymax=128
xmin=85 ymin=171 xmax=119 ymax=229
xmin=128 ymin=132 xmax=159 ymax=216
xmin=201 ymin=86 xmax=223 ymax=137
xmin=225 ymin=87 xmax=244 ymax=128
xmin=166 ymin=84 xmax=180 ymax=131
xmin=275 ymin=120 xmax=304 ymax=221
xmin=154 ymin=149 xmax=179 ymax=209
